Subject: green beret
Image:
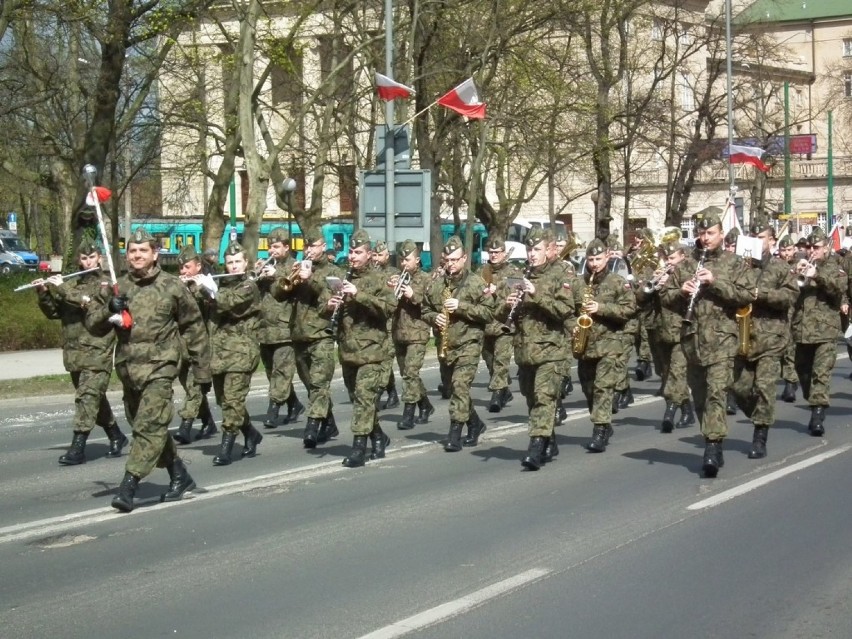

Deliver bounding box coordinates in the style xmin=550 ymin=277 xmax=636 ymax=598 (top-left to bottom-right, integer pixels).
xmin=605 ymin=236 xmax=622 ymax=251
xmin=637 ymin=228 xmax=655 ymax=241
xmin=224 ymin=241 xmax=244 ymax=256
xmin=267 ymin=226 xmax=290 ymax=244
xmin=660 ymin=242 xmax=684 ymax=258
xmin=586 ymin=238 xmax=607 ymax=257
xmin=178 ymin=245 xmax=200 ymax=265
xmin=129 ymin=227 xmax=156 ymax=245
xmin=748 ymin=219 xmax=773 ymax=236
xmin=778 ymin=236 xmax=794 ymax=249
xmin=808 ymin=227 xmax=827 ymax=245
xmin=77 ymin=237 xmax=101 ymax=255
xmin=373 ymin=240 xmax=388 ymax=253
xmin=697 ymin=212 xmax=722 ymax=231
xmin=795 ymin=235 xmax=810 ymax=247
xmin=303 ymin=226 xmax=324 ymax=245
xmin=397 ymin=239 xmax=419 ymax=258
xmin=724 ymin=228 xmax=740 ymax=245
xmin=486 ymin=237 xmax=506 ymax=251
xmin=525 ymin=227 xmax=546 ymax=248
xmin=443 ymin=235 xmax=464 ymax=255
xmin=349 ymin=229 xmax=371 ymax=249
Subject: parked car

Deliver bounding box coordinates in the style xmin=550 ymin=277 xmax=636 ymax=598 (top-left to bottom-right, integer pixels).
xmin=0 ymin=229 xmax=39 ymax=273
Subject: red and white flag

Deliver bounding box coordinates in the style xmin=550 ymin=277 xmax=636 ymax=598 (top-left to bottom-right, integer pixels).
xmin=437 ymin=78 xmax=486 ymax=119
xmin=374 ymin=72 xmax=415 ymax=101
xmin=722 ymin=198 xmax=742 ymax=236
xmin=728 ymin=144 xmax=770 ymax=173
xmin=85 ymin=186 xmax=112 ymax=206
xmin=829 ymin=223 xmax=842 ymax=252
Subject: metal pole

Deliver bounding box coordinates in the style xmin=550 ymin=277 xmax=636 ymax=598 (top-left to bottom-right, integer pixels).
xmin=229 ymin=175 xmax=237 ymax=242
xmin=827 ymin=110 xmax=834 ymax=232
xmin=725 ymin=0 xmax=736 ymax=197
xmin=784 ymin=81 xmax=791 ymax=217
xmin=384 ymin=0 xmax=396 ymax=261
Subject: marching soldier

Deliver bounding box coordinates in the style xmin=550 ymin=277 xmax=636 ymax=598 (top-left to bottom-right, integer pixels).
xmin=627 ymin=228 xmax=656 ymax=381
xmin=660 ymin=212 xmax=754 ymax=477
xmin=777 ymin=235 xmax=800 ymax=402
xmin=432 ymin=254 xmax=452 ymax=400
xmin=550 ymin=237 xmax=577 ymax=417
xmin=372 ymin=240 xmax=400 ymax=410
xmin=329 ymin=230 xmax=398 ymax=467
xmin=173 ymin=245 xmax=217 ymax=444
xmin=88 ymin=227 xmax=211 ymax=513
xmin=35 ymin=238 xmax=128 ymax=465
xmin=391 ymin=240 xmax=435 ymax=430
xmin=208 ymin=242 xmax=264 ymax=466
xmin=424 ymin=236 xmax=495 ymax=452
xmin=256 ymin=227 xmax=304 ymax=429
xmin=730 ymin=221 xmax=797 ymax=458
xmin=500 ymin=228 xmax=574 ymax=470
xmin=792 ymin=227 xmax=845 ymax=436
xmin=722 ymin=226 xmax=742 ymax=415
xmin=573 ymin=239 xmax=636 ymax=453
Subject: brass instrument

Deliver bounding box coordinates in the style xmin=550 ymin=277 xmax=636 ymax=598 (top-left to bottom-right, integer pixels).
xmin=572 ymin=270 xmax=596 ymax=357
xmin=558 ymin=233 xmax=579 ymax=261
xmin=438 ymin=285 xmax=452 ymax=359
xmin=279 ymin=261 xmax=303 ymax=292
xmin=628 ymin=237 xmax=660 ymax=274
xmin=326 ymin=267 xmax=354 ymax=336
xmin=502 ymin=262 xmax=534 ymax=333
xmin=642 ymin=264 xmax=674 ymax=294
xmin=736 ymin=249 xmax=754 ymax=357
xmin=796 ymin=257 xmax=815 ymax=288
xmin=393 ymin=271 xmax=412 ymax=299
xmin=14 ymin=268 xmax=100 ymax=292
xmin=481 ymin=246 xmax=515 ymax=286
xmin=683 ymin=248 xmax=709 ymax=324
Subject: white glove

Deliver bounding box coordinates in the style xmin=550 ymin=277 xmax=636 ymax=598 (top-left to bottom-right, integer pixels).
xmin=198 ymin=273 xmax=218 ymax=295
xmin=108 ymin=313 xmax=125 ymax=326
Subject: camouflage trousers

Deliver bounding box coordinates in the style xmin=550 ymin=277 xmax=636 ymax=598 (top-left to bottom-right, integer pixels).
xmin=294 ymin=338 xmax=336 ymax=420
xmin=557 ymin=342 xmax=574 ymax=381
xmin=795 ymin=342 xmax=837 ymax=407
xmin=578 ymin=355 xmax=623 ymax=425
xmin=435 ymin=336 xmax=452 ymax=392
xmin=482 ymin=333 xmax=513 ymax=391
xmin=177 ymin=357 xmax=211 ymax=421
xmin=70 ymin=369 xmax=116 ymax=433
xmin=260 ymin=342 xmax=296 ymax=405
xmin=658 ymin=340 xmax=690 ymax=404
xmin=686 ymin=358 xmax=734 ymax=441
xmin=342 ymin=361 xmax=387 ymax=435
xmin=636 ymin=317 xmax=652 ymax=362
xmin=121 ymin=377 xmax=178 ymax=479
xmin=616 ymin=334 xmax=633 ymax=392
xmin=445 ymin=347 xmax=480 ymax=423
xmin=646 ymin=329 xmax=665 ymax=379
xmin=395 ymin=342 xmax=428 ymax=403
xmin=213 ymin=371 xmax=252 ymax=433
xmin=732 ymin=355 xmax=781 ymax=427
xmin=518 ymin=361 xmax=560 ymax=437
xmin=781 ymin=333 xmax=799 ymax=383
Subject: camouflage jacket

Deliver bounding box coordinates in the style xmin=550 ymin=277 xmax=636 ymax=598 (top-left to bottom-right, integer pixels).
xmin=289 ymin=258 xmax=344 ymax=343
xmin=337 ymin=265 xmax=397 ymax=365
xmin=210 ymin=274 xmax=261 ymax=374
xmin=87 ymin=265 xmax=211 ymax=388
xmin=38 ymin=270 xmax=115 ymax=373
xmin=791 ymin=255 xmax=845 ymax=344
xmin=258 ymin=255 xmax=296 ymax=344
xmin=741 ymin=252 xmax=798 ymax=360
xmin=481 ymin=259 xmax=524 ymax=337
xmin=179 ymin=279 xmax=213 ymax=361
xmin=392 ymin=269 xmax=432 ymax=344
xmin=660 ymin=246 xmax=754 ymax=365
xmin=373 ymin=262 xmax=398 ymax=355
xmin=572 ymin=269 xmax=636 ymax=359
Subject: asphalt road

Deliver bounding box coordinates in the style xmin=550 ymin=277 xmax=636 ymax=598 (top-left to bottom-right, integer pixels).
xmin=1 ymin=352 xmax=851 ymax=639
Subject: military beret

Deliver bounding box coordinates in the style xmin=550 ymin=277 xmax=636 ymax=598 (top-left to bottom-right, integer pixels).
xmin=224 ymin=241 xmax=244 ymax=256
xmin=487 ymin=237 xmax=506 ymax=251
xmin=349 ymin=229 xmax=371 ymax=249
xmin=129 ymin=227 xmax=156 ymax=245
xmin=397 ymin=239 xmax=419 ymax=258
xmin=724 ymin=228 xmax=740 ymax=245
xmin=303 ymin=226 xmax=324 ymax=245
xmin=525 ymin=227 xmax=546 ymax=248
xmin=808 ymin=227 xmax=828 ymax=245
xmin=202 ymin=247 xmax=219 ymax=260
xmin=659 ymin=242 xmax=684 ymax=257
xmin=586 ymin=238 xmax=607 ymax=257
xmin=178 ymin=245 xmax=200 ymax=265
xmin=77 ymin=237 xmax=101 ymax=255
xmin=637 ymin=228 xmax=655 ymax=241
xmin=443 ymin=235 xmax=464 ymax=255
xmin=748 ymin=219 xmax=773 ymax=236
xmin=605 ymin=235 xmax=622 ymax=251
xmin=697 ymin=212 xmax=723 ymax=231
xmin=267 ymin=226 xmax=290 ymax=244
xmin=795 ymin=235 xmax=810 ymax=247
xmin=778 ymin=236 xmax=794 ymax=249
xmin=373 ymin=240 xmax=388 ymax=253
xmin=325 ymin=248 xmax=336 ymax=257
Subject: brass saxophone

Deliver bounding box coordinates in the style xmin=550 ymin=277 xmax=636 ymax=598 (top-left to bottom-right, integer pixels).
xmin=438 ymin=285 xmax=452 ymax=359
xmin=572 ymin=271 xmax=596 ymax=357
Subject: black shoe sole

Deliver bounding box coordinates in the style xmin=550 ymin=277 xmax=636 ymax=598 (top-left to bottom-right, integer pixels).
xmin=161 ymin=480 xmax=196 ymax=502
xmin=521 ymin=459 xmax=541 ymax=471
xmin=702 ymin=463 xmax=720 ymax=478
xmin=661 ymin=421 xmax=674 ymax=434
xmin=111 ymin=497 xmax=133 ymax=513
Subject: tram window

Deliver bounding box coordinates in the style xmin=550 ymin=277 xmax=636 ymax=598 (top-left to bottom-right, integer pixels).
xmin=156 ymin=235 xmax=171 ymax=250
xmin=332 ymin=233 xmax=344 ymax=252
xmin=187 ymin=234 xmax=196 ymax=246
xmin=175 ymin=235 xmax=184 ymax=250
xmin=259 ymin=238 xmax=269 ymax=251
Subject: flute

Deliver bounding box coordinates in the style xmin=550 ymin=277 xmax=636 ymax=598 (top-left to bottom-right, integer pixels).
xmin=14 ymin=268 xmax=100 ymax=292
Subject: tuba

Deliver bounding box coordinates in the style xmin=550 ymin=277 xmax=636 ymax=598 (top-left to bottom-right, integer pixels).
xmin=572 ymin=271 xmax=596 ymax=357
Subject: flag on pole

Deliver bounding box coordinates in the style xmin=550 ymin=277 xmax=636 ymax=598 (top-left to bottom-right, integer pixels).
xmin=722 ymin=198 xmax=742 ymax=236
xmin=776 ymin=220 xmax=790 ymax=242
xmin=728 ymin=144 xmax=770 ymax=173
xmin=437 ymin=78 xmax=486 ymax=119
xmin=829 ymin=223 xmax=842 ymax=252
xmin=374 ymin=72 xmax=415 ymax=101
xmin=85 ymin=186 xmax=112 ymax=206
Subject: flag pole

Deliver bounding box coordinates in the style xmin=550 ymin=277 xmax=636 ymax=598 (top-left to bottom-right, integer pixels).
xmin=396 ymin=99 xmax=439 ymax=130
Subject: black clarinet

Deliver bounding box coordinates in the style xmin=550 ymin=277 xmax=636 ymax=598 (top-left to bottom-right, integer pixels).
xmin=325 ymin=267 xmax=354 ymax=336
xmin=683 ymin=248 xmax=709 ymax=325
xmin=501 ymin=262 xmax=534 ymax=333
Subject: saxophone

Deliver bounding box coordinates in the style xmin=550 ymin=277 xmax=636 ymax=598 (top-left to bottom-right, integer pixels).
xmin=572 ymin=271 xmax=596 ymax=357
xmin=438 ymin=285 xmax=452 ymax=359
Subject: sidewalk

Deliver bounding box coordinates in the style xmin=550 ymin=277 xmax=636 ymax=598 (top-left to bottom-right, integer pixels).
xmin=0 ymin=349 xmax=66 ymax=380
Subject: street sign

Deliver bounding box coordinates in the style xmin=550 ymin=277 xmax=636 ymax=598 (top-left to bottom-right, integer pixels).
xmin=359 ymin=169 xmax=431 ymax=246
xmin=7 ymin=212 xmax=17 ymax=232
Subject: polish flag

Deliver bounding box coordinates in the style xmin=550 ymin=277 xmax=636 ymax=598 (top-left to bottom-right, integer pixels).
xmin=375 ymin=72 xmax=415 ymax=101
xmin=728 ymin=144 xmax=770 ymax=173
xmin=85 ymin=186 xmax=112 ymax=206
xmin=722 ymin=198 xmax=742 ymax=236
xmin=437 ymin=78 xmax=486 ymax=119
xmin=829 ymin=223 xmax=842 ymax=252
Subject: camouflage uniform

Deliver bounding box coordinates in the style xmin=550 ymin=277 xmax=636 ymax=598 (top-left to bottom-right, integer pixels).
xmin=372 ymin=241 xmax=400 ymax=409
xmin=778 ymin=236 xmax=800 ymax=395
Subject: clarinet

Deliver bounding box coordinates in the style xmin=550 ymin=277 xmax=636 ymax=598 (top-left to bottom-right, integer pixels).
xmin=326 ymin=267 xmax=354 ymax=336
xmin=683 ymin=248 xmax=709 ymax=325
xmin=502 ymin=262 xmax=534 ymax=333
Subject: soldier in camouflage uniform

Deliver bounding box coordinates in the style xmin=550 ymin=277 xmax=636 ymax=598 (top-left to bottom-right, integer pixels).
xmin=173 ymin=245 xmax=217 ymax=444
xmin=777 ymin=236 xmax=801 ymax=402
xmin=256 ymin=227 xmax=304 ymax=429
xmin=792 ymin=227 xmax=845 ymax=436
xmin=499 ymin=228 xmax=573 ymax=470
xmin=392 ymin=240 xmax=435 ymax=430
xmin=626 ymin=229 xmax=656 ymax=381
xmin=329 ymin=230 xmax=398 ymax=467
xmin=207 ymin=242 xmax=264 ymax=465
xmin=35 ymin=238 xmax=128 ymax=465
xmin=573 ymin=239 xmax=637 ymax=453
xmin=424 ymin=236 xmax=495 ymax=452
xmin=660 ymin=213 xmax=755 ymax=477
xmin=89 ymin=228 xmax=211 ymax=513
xmin=372 ymin=240 xmax=400 ymax=410
xmin=605 ymin=238 xmax=636 ymax=411
xmin=289 ymin=227 xmax=344 ymax=448
xmin=547 ymin=238 xmax=577 ymax=423
xmin=730 ymin=221 xmax=798 ymax=458
xmin=722 ymin=227 xmax=742 ymax=415
xmin=480 ymin=237 xmax=522 ymax=413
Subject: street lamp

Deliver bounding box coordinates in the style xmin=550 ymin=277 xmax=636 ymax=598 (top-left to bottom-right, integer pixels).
xmin=279 ymin=178 xmax=297 ymax=249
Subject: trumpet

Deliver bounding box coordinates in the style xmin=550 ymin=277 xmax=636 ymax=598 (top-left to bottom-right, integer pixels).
xmin=796 ymin=257 xmax=815 ymax=288
xmin=14 ymin=268 xmax=100 ymax=292
xmin=279 ymin=261 xmax=304 ymax=292
xmin=392 ymin=271 xmax=412 ymax=299
xmin=642 ymin=264 xmax=674 ymax=294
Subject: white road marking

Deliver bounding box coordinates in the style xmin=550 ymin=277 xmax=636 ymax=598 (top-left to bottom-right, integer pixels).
xmin=687 ymin=444 xmax=852 ymax=511
xmin=355 ymin=568 xmax=552 ymax=639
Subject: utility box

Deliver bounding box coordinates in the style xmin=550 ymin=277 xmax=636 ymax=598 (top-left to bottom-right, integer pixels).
xmin=359 ymin=169 xmax=431 ymax=246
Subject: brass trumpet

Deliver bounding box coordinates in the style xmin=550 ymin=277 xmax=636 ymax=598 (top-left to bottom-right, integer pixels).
xmin=279 ymin=261 xmax=303 ymax=292
xmin=796 ymin=257 xmax=815 ymax=288
xmin=393 ymin=271 xmax=412 ymax=299
xmin=642 ymin=264 xmax=674 ymax=294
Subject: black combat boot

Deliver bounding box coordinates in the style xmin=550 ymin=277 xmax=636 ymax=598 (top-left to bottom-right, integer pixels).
xmin=104 ymin=423 xmax=129 ymax=458
xmin=500 ymin=388 xmax=513 ymax=407
xmin=463 ymin=411 xmax=487 ymax=447
xmin=677 ymin=402 xmax=695 ymax=428
xmin=586 ymin=424 xmax=613 ymax=453
xmin=263 ymin=400 xmax=281 ymax=429
xmin=701 ymin=439 xmax=725 ymax=478
xmin=618 ymin=387 xmax=634 ymax=410
xmin=58 ymin=431 xmax=89 ymax=466
xmin=488 ymin=390 xmax=503 ymax=413
xmin=438 ymin=383 xmax=451 ymax=400
xmin=444 ymin=421 xmax=464 ymax=452
xmin=661 ymin=401 xmax=678 ymax=434
xmin=611 ymin=392 xmax=620 ymax=415
xmin=342 ymin=435 xmax=368 ymax=468
xmin=195 ymin=403 xmax=218 ymax=440
xmin=317 ymin=409 xmax=339 ymax=444
xmin=384 ymin=386 xmax=400 ymax=410
xmin=560 ymin=376 xmax=573 ymax=398
xmin=748 ymin=426 xmax=769 ymax=459
xmin=174 ymin=418 xmax=193 ymax=444
xmin=212 ymin=431 xmax=237 ymax=466
xmin=303 ymin=417 xmax=321 ymax=448
xmin=161 ymin=458 xmax=196 ymax=502
xmin=558 ymin=401 xmax=567 ymax=423
xmin=726 ymin=391 xmax=738 ymax=415
xmin=369 ymin=426 xmax=391 ymax=460
xmin=781 ymin=381 xmax=798 ymax=403
xmin=521 ymin=436 xmax=546 ymax=471
xmin=416 ymin=396 xmax=435 ymax=424
xmin=807 ymin=406 xmax=825 ymax=436
xmin=283 ymin=391 xmax=305 ymax=424
xmin=111 ymin=472 xmax=140 ymax=513
xmin=542 ymin=434 xmax=559 ymax=463
xmin=399 ymin=403 xmax=416 ymax=430
xmin=635 ymin=359 xmax=651 ymax=381
xmin=240 ymin=421 xmax=263 ymax=458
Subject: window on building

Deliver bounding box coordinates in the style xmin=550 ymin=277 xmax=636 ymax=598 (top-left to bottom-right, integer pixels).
xmin=338 ymin=164 xmax=356 ymax=214
xmin=843 ymin=38 xmax=852 ymax=57
xmin=678 ymin=24 xmax=692 ymax=46
xmin=318 ymin=35 xmax=353 ymax=101
xmin=845 ymin=72 xmax=852 ymax=99
xmin=270 ymin=46 xmax=303 ymax=111
xmin=651 ymin=18 xmax=663 ymax=41
xmin=679 ymin=73 xmax=694 ymax=111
